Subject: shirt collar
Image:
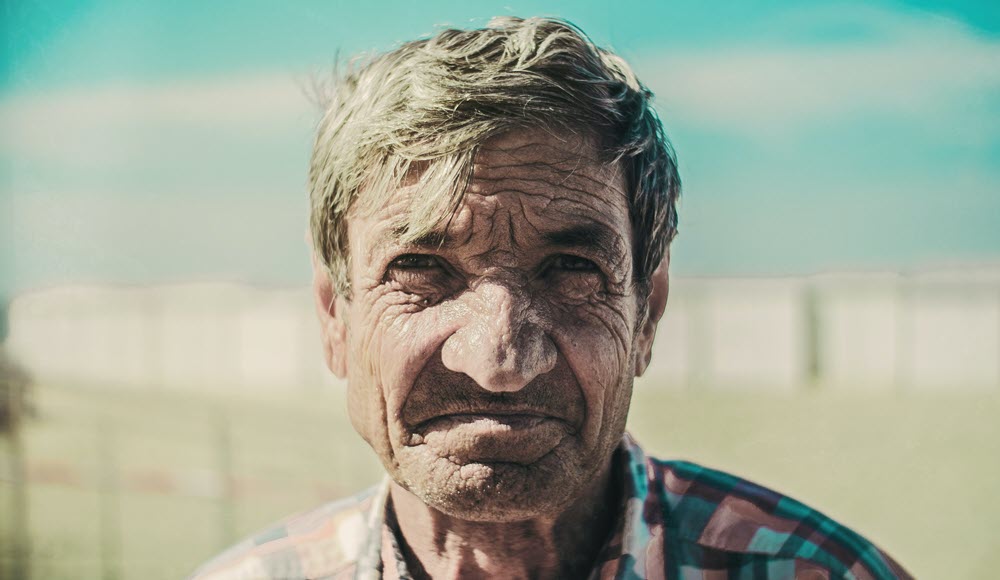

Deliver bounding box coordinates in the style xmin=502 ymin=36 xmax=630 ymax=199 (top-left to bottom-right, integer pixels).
xmin=354 ymin=476 xmax=391 ymax=580
xmin=618 ymin=432 xmax=654 ymax=574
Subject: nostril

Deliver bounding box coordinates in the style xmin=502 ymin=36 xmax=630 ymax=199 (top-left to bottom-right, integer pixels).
xmin=441 ymin=282 xmax=556 ymax=392
xmin=441 ymin=322 xmax=557 ymax=393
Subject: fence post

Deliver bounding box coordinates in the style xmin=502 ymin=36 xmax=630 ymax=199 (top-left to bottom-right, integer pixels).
xmin=97 ymin=416 xmax=121 ymax=580
xmin=802 ymin=282 xmax=822 ymax=389
xmin=214 ymin=409 xmax=237 ymax=548
xmin=894 ymin=276 xmax=912 ymax=393
xmin=5 ymin=379 xmax=31 ymax=580
xmin=686 ymin=281 xmax=711 ymax=390
xmin=144 ymin=291 xmax=164 ymax=391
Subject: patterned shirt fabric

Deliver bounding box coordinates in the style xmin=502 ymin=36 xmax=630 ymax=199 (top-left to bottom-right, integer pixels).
xmin=190 ymin=434 xmax=911 ymax=579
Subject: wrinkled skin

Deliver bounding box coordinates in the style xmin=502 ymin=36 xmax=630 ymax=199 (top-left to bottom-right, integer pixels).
xmin=313 ymin=129 xmax=669 ymax=578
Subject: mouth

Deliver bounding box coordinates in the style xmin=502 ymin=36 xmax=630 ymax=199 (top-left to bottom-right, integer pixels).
xmin=410 ymin=411 xmax=574 ymax=464
xmin=413 ymin=409 xmax=561 ymax=430
xmin=418 ymin=412 xmax=566 ymax=435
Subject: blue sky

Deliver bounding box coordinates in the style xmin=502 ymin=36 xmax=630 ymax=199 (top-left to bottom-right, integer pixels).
xmin=2 ymin=0 xmax=998 ymax=297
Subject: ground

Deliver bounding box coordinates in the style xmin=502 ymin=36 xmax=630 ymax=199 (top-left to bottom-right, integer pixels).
xmin=1 ymin=378 xmax=997 ymax=579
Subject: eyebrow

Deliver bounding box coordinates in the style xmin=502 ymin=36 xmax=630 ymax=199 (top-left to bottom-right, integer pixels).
xmin=368 ymin=226 xmax=451 ymax=262
xmin=371 ymin=222 xmax=624 ymax=263
xmin=542 ymin=223 xmax=623 ymax=261
xmin=409 ymin=228 xmax=452 ymax=248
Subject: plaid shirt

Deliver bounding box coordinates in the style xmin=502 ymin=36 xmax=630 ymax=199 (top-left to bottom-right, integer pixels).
xmin=191 ymin=434 xmax=911 ymax=579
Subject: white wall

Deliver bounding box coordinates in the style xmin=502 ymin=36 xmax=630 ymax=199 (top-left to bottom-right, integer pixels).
xmin=7 ymin=283 xmax=334 ymax=391
xmin=7 ymin=269 xmax=1000 ymax=392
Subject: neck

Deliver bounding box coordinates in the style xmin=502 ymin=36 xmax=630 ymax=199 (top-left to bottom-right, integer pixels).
xmin=387 ymin=462 xmax=619 ymax=580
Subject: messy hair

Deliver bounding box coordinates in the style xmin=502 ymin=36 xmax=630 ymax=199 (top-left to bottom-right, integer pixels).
xmin=309 ymin=16 xmax=680 ymax=298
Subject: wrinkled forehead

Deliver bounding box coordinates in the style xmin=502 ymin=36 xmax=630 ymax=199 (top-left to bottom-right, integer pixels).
xmin=365 ymin=129 xmax=629 ymax=246
xmin=470 ymin=130 xmax=625 ymax=198
xmin=474 ymin=129 xmax=612 ymax=174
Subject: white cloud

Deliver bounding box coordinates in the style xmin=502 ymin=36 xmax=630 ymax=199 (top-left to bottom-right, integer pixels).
xmin=637 ymin=6 xmax=1000 ymax=140
xmin=1 ymin=4 xmax=996 ymax=170
xmin=0 ymin=73 xmax=319 ymax=167
xmin=6 ymin=187 xmax=309 ymax=286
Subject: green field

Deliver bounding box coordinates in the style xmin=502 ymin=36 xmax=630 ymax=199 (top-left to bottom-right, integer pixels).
xmin=2 ymin=380 xmax=998 ymax=579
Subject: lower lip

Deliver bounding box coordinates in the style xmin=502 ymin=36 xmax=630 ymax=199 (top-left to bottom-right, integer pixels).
xmin=415 ymin=414 xmax=571 ymax=463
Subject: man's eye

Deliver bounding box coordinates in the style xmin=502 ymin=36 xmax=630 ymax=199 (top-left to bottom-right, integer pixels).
xmin=384 ymin=254 xmax=459 ymax=303
xmin=389 ymin=254 xmax=441 ymax=270
xmin=549 ymin=255 xmax=600 ymax=273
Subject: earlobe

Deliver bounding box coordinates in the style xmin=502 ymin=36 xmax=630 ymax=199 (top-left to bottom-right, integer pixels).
xmin=634 ymin=251 xmax=670 ymax=377
xmin=312 ymin=253 xmax=349 ymax=378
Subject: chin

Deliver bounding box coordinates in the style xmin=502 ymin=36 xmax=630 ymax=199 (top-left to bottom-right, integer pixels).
xmin=394 ymin=449 xmax=590 ymax=522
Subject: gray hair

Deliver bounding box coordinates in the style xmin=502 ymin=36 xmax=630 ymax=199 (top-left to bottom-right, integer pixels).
xmin=309 ymin=16 xmax=680 ymax=298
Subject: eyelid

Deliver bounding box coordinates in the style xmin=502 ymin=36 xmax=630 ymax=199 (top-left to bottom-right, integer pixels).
xmin=389 ymin=253 xmax=441 ymax=269
xmin=548 ymin=254 xmax=601 ymax=272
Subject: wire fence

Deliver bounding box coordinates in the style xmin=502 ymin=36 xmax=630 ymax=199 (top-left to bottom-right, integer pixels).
xmin=0 ymin=385 xmax=382 ymax=580
xmin=1 ymin=271 xmax=999 ymax=578
xmin=1 ymin=378 xmax=998 ymax=579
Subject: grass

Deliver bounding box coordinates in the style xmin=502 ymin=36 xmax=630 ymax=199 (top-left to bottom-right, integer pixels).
xmin=628 ymin=381 xmax=1000 ymax=579
xmin=1 ymin=379 xmax=997 ymax=579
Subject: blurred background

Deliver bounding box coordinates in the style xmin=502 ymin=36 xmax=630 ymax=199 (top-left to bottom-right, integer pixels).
xmin=1 ymin=1 xmax=998 ymax=578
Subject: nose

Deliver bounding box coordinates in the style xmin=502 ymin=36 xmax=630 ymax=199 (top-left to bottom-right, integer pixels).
xmin=441 ymin=282 xmax=557 ymax=392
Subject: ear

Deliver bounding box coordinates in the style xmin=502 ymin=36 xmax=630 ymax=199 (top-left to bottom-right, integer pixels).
xmin=634 ymin=250 xmax=670 ymax=377
xmin=312 ymin=252 xmax=348 ymax=378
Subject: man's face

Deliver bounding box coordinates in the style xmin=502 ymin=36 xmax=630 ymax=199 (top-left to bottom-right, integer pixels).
xmin=318 ymin=129 xmax=653 ymax=521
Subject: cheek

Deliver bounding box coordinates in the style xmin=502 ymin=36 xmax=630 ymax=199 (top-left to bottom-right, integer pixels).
xmin=350 ymin=295 xmax=461 ymax=442
xmin=345 ymin=377 xmax=380 ymax=447
xmin=550 ymin=297 xmax=636 ymax=442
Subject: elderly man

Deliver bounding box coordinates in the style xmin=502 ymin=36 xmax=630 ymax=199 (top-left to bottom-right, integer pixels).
xmin=193 ymin=17 xmax=910 ymax=580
